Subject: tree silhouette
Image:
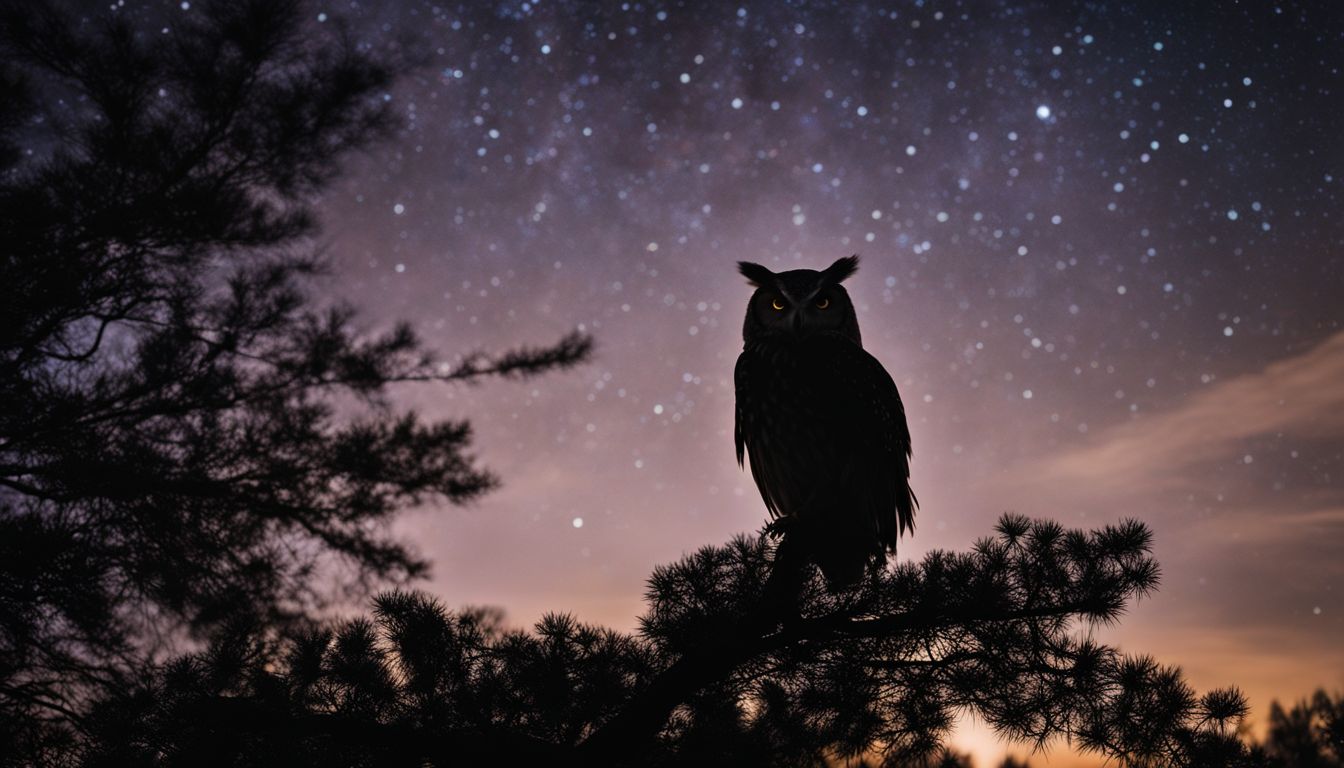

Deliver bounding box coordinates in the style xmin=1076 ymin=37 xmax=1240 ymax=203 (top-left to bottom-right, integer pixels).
xmin=0 ymin=1 xmax=588 ymax=760
xmin=78 ymin=516 xmax=1263 ymax=767
xmin=1262 ymin=689 xmax=1344 ymax=767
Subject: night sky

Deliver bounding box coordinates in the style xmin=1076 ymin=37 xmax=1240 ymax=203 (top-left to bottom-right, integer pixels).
xmin=156 ymin=0 xmax=1344 ymax=763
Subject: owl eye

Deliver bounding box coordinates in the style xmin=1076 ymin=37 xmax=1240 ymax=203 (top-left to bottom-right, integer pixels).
xmin=771 ymin=298 xmax=786 ymax=311
xmin=815 ymin=298 xmax=830 ymax=309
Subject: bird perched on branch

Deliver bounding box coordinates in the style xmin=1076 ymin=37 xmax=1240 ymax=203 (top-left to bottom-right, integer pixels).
xmin=734 ymin=256 xmax=916 ymax=589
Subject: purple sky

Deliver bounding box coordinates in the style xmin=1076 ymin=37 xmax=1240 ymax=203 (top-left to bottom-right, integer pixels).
xmin=229 ymin=1 xmax=1344 ymax=762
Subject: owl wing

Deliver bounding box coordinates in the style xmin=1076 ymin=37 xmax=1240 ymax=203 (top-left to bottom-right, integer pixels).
xmin=734 ymin=354 xmax=748 ymax=469
xmin=825 ymin=339 xmax=917 ymax=551
xmin=735 ymin=346 xmax=818 ymax=520
xmin=735 ymin=349 xmax=783 ymax=517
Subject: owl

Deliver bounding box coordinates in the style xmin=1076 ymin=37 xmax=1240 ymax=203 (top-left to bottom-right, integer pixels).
xmin=734 ymin=255 xmax=916 ymax=589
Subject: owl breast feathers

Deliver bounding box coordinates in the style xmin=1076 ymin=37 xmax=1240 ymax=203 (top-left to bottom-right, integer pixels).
xmin=733 ymin=256 xmax=916 ymax=589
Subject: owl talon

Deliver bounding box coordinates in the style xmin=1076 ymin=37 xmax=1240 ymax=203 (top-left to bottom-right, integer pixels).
xmin=763 ymin=518 xmax=795 ymax=539
xmin=866 ymin=558 xmax=885 ymax=591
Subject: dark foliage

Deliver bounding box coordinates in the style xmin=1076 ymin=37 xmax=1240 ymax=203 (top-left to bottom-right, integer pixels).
xmin=82 ymin=516 xmax=1262 ymax=767
xmin=0 ymin=1 xmax=589 ymax=760
xmin=1263 ymin=689 xmax=1344 ymax=767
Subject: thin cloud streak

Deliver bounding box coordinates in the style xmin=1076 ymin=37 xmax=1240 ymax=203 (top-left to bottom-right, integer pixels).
xmin=1024 ymin=331 xmax=1344 ymax=495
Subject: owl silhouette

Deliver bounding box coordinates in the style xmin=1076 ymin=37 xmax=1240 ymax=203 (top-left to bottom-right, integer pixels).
xmin=734 ymin=256 xmax=916 ymax=589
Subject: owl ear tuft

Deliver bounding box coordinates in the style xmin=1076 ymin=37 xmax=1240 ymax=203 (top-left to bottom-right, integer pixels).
xmin=822 ymin=254 xmax=860 ymax=284
xmin=737 ymin=261 xmax=776 ymax=287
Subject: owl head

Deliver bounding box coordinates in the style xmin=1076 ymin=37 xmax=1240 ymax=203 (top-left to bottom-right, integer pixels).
xmin=738 ymin=255 xmax=863 ymax=346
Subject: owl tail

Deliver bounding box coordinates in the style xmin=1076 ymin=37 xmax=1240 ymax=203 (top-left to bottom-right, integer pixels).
xmin=806 ymin=512 xmax=874 ymax=591
xmin=813 ymin=548 xmax=867 ymax=591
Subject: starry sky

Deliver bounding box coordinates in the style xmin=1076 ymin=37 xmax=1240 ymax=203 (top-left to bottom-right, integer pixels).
xmin=169 ymin=0 xmax=1344 ymax=763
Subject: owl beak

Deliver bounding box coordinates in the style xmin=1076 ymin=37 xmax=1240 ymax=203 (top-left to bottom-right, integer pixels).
xmin=790 ymin=310 xmax=803 ymax=334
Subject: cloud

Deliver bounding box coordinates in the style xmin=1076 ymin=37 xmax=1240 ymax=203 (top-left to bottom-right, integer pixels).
xmin=1023 ymin=330 xmax=1344 ymax=496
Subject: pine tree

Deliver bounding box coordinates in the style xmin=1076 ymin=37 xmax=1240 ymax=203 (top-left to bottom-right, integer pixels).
xmin=1263 ymin=689 xmax=1344 ymax=767
xmin=81 ymin=517 xmax=1262 ymax=767
xmin=0 ymin=2 xmax=589 ymax=760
